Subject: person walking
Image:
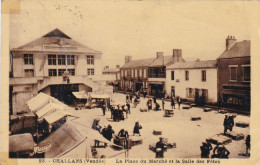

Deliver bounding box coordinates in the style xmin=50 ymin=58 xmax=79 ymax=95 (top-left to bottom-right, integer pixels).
xmin=171 ymin=97 xmax=175 ymax=109
xmin=134 ymin=97 xmax=138 ymax=108
xmin=228 ymin=115 xmax=234 ymax=132
xmin=126 ymin=95 xmax=129 ymax=103
xmin=130 ymin=94 xmax=133 ymax=103
xmin=102 ymin=103 xmax=106 ymax=116
xmin=126 ymin=102 xmax=130 ymax=114
xmin=177 ymin=97 xmax=182 ymax=109
xmin=133 ymin=121 xmax=142 ymax=136
xmin=153 ymin=96 xmax=157 ymax=104
xmin=223 ymin=115 xmax=229 ymax=134
xmin=162 ymin=99 xmax=165 ymax=110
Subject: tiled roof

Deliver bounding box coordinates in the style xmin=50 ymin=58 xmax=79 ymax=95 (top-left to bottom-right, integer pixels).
xmin=218 ymin=40 xmax=250 ymax=59
xmin=167 ymin=60 xmax=217 ymax=69
xmin=121 ymin=55 xmax=185 ymax=68
xmin=11 ymin=28 xmax=101 ymax=54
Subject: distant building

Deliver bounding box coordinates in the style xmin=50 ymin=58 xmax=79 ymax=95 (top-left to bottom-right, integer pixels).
xmin=102 ymin=65 xmax=120 ymax=90
xmin=120 ymin=49 xmax=185 ymax=97
xmin=217 ymin=36 xmax=250 ymax=111
xmin=9 ymin=28 xmax=106 ymax=114
xmin=166 ymin=60 xmax=218 ymax=104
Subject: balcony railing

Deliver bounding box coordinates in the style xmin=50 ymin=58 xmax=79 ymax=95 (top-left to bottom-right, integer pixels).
xmin=148 ymin=73 xmax=166 ymax=78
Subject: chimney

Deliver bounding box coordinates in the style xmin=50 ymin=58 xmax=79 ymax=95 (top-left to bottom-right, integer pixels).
xmin=226 ymin=35 xmax=237 ymax=50
xmin=116 ymin=65 xmax=120 ymax=68
xmin=173 ymin=49 xmax=182 ymax=62
xmin=156 ymin=52 xmax=163 ymax=58
xmin=125 ymin=56 xmax=132 ymax=64
xmin=105 ymin=66 xmax=109 ymax=69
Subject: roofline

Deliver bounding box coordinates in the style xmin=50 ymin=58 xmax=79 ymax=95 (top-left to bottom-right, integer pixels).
xmin=10 ymin=49 xmax=102 ymax=55
xmin=166 ymin=67 xmax=217 ymax=70
xmin=217 ymin=55 xmax=250 ymax=60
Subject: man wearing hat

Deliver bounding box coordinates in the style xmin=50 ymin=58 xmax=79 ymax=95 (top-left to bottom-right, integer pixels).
xmin=155 ymin=137 xmax=166 ymax=158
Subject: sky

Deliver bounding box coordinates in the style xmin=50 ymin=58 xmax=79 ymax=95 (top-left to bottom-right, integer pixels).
xmin=9 ymin=0 xmax=254 ymax=68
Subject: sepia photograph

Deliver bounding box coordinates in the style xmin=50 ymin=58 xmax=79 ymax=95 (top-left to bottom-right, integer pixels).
xmin=1 ymin=0 xmax=259 ymax=164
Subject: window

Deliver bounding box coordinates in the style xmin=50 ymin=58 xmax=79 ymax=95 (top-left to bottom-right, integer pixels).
xmin=187 ymin=88 xmax=193 ymax=98
xmin=68 ymin=69 xmax=75 ymax=76
xmin=58 ymin=69 xmax=66 ymax=76
xmin=230 ymin=67 xmax=237 ymax=81
xmin=24 ymin=69 xmax=34 ymax=77
xmin=143 ymin=69 xmax=146 ymax=78
xmin=87 ymin=56 xmax=94 ymax=65
xmin=171 ymin=71 xmax=174 ymax=80
xmin=67 ymin=55 xmax=75 ymax=65
xmin=24 ymin=54 xmax=33 ymax=65
xmin=139 ymin=69 xmax=142 ymax=78
xmin=49 ymin=69 xmax=57 ymax=76
xmin=202 ymin=70 xmax=206 ymax=82
xmin=48 ymin=55 xmax=56 ymax=65
xmin=243 ymin=66 xmax=250 ymax=82
xmin=185 ymin=71 xmax=189 ymax=81
xmin=58 ymin=55 xmax=66 ymax=65
xmin=87 ymin=69 xmax=94 ymax=75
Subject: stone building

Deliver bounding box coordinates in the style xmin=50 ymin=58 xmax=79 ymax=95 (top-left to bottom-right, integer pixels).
xmin=217 ymin=36 xmax=250 ymax=111
xmin=120 ymin=49 xmax=184 ymax=97
xmin=9 ymin=28 xmax=105 ymax=114
xmin=166 ymin=60 xmax=218 ymax=104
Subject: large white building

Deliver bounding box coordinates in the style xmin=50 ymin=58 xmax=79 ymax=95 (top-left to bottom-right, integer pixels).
xmin=9 ymin=29 xmax=109 ymax=114
xmin=165 ymin=60 xmax=218 ymax=104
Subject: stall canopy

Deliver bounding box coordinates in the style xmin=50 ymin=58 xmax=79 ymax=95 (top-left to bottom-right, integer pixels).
xmin=90 ymin=93 xmax=110 ymax=99
xmin=72 ymin=91 xmax=89 ymax=99
xmin=27 ymin=92 xmax=67 ymax=112
xmin=36 ymin=103 xmax=66 ymax=119
xmin=38 ymin=121 xmax=121 ymax=158
xmin=9 ymin=133 xmax=34 ymax=153
xmin=43 ymin=110 xmax=79 ymax=125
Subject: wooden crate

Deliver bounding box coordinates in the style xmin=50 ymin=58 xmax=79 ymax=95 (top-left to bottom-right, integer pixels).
xmin=153 ymin=130 xmax=162 ymax=135
xmin=140 ymin=108 xmax=148 ymax=112
xmin=236 ymin=122 xmax=249 ymax=128
xmin=191 ymin=117 xmax=201 ymax=121
xmin=204 ymin=108 xmax=212 ymax=112
xmin=183 ymin=106 xmax=190 ymax=110
xmin=207 ymin=134 xmax=232 ymax=145
xmin=225 ymin=132 xmax=244 ymax=141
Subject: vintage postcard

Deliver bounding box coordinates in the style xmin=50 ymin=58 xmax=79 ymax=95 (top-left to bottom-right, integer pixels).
xmin=1 ymin=0 xmax=260 ymax=164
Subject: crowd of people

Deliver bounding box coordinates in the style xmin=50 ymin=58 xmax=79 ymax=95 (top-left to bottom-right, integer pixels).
xmin=93 ymin=92 xmax=249 ymax=158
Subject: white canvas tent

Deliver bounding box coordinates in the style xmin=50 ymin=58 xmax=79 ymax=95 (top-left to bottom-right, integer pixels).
xmin=27 ymin=92 xmax=67 ymax=112
xmin=72 ymin=91 xmax=89 ymax=99
xmin=38 ymin=121 xmax=122 ymax=158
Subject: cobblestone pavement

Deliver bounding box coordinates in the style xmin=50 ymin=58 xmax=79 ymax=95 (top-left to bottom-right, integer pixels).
xmin=69 ymin=93 xmax=250 ymax=158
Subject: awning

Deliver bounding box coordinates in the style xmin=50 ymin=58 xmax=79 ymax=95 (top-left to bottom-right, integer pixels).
xmin=43 ymin=110 xmax=78 ymax=125
xmin=36 ymin=103 xmax=66 ymax=119
xmin=9 ymin=133 xmax=34 ymax=153
xmin=72 ymin=91 xmax=89 ymax=99
xmin=90 ymin=94 xmax=110 ymax=99
xmin=27 ymin=92 xmax=67 ymax=112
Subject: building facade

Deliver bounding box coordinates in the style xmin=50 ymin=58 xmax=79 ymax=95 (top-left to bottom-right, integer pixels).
xmin=166 ymin=60 xmax=218 ymax=104
xmin=120 ymin=49 xmax=184 ymax=97
xmin=10 ymin=29 xmax=104 ymax=114
xmin=217 ymin=36 xmax=250 ymax=111
xmin=102 ymin=65 xmax=121 ymax=90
